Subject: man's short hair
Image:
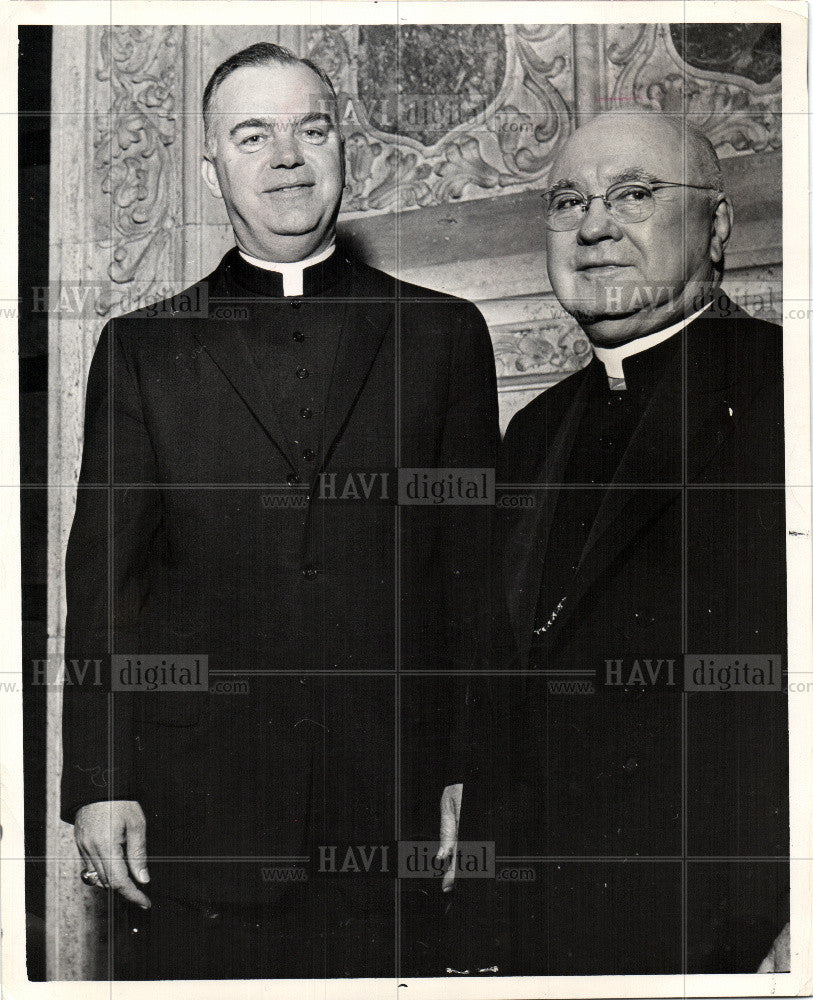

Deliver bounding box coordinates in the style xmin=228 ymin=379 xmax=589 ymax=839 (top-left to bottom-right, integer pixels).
xmin=202 ymin=42 xmax=340 ymax=151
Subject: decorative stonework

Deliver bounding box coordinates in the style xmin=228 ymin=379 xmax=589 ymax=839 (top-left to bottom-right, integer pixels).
xmin=93 ymin=26 xmax=180 ymax=315
xmin=492 ymin=317 xmax=592 ymax=380
xmin=606 ymin=23 xmax=781 ymax=155
xmin=308 ymin=24 xmax=573 ymax=215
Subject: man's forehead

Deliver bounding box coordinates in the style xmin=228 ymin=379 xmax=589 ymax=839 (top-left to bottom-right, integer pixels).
xmin=551 ymin=118 xmax=693 ymax=183
xmin=210 ymin=62 xmax=333 ymax=119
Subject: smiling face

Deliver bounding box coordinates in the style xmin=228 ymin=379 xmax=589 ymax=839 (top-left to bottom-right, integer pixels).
xmin=545 ymin=115 xmax=732 ymax=346
xmin=202 ymin=61 xmax=344 ymax=262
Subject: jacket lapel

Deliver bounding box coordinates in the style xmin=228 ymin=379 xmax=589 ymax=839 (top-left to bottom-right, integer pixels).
xmin=319 ymin=288 xmax=392 ymax=471
xmin=191 ymin=317 xmax=300 ymax=471
xmin=547 ymin=315 xmax=742 ymax=641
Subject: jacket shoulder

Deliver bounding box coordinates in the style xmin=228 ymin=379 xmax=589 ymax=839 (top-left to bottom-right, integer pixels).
xmin=350 ymin=260 xmax=480 ymax=309
xmin=500 ymin=363 xmax=593 ymax=479
xmin=505 ymin=363 xmax=592 ymax=438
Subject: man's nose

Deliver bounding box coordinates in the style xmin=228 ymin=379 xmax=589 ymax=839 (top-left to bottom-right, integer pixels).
xmin=266 ymin=128 xmax=304 ymax=169
xmin=576 ymin=197 xmax=623 ymax=244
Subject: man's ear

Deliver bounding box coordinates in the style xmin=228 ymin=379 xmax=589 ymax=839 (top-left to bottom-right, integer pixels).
xmin=201 ymin=155 xmax=223 ymax=200
xmin=709 ymin=194 xmax=733 ymax=265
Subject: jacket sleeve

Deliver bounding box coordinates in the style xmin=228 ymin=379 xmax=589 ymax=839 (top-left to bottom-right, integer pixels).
xmin=432 ymin=303 xmax=500 ymax=796
xmin=60 ymin=321 xmax=161 ymax=822
xmin=437 ymin=301 xmax=501 ymax=675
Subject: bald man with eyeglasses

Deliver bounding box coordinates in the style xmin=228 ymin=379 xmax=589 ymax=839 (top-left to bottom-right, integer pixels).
xmin=448 ymin=112 xmax=789 ymax=975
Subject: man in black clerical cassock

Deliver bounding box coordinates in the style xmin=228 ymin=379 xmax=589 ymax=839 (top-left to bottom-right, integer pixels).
xmin=61 ymin=42 xmax=499 ymax=979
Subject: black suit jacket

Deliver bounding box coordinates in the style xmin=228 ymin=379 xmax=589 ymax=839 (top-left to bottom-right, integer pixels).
xmin=489 ymin=299 xmax=788 ymax=973
xmin=61 ymin=247 xmax=499 ymax=907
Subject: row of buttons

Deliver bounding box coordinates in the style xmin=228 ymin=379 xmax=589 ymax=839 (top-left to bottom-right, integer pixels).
xmin=291 ymin=316 xmax=313 ymax=513
xmin=291 ymin=305 xmax=315 ymax=581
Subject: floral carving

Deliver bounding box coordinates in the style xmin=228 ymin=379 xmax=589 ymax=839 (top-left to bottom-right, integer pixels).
xmin=366 ymin=150 xmax=434 ymax=211
xmin=307 ymin=26 xmax=352 ymax=92
xmin=93 ymin=26 xmax=179 ymax=314
xmin=492 ymin=320 xmax=592 ymax=380
xmin=435 ymin=138 xmax=500 ymax=201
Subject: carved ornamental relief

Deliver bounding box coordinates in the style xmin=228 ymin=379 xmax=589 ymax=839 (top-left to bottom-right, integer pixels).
xmin=306 ymin=24 xmax=574 ymax=216
xmin=606 ymin=23 xmax=781 ymax=155
xmin=93 ymin=26 xmax=181 ymax=316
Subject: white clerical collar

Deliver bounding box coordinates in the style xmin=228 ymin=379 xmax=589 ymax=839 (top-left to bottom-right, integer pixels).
xmin=237 ymin=242 xmax=336 ymax=296
xmin=592 ymin=302 xmax=712 ymax=383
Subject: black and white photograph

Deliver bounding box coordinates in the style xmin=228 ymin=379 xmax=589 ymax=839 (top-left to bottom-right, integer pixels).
xmin=4 ymin=2 xmax=812 ymax=996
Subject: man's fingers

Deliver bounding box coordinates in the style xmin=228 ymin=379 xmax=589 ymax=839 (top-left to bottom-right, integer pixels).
xmin=437 ymin=784 xmax=463 ymax=893
xmin=84 ymin=845 xmax=110 ymax=889
xmin=125 ymin=814 xmax=150 ymax=885
xmin=76 ymin=843 xmax=103 ymax=889
xmin=441 ymin=852 xmax=457 ymax=893
xmin=436 ymin=835 xmax=458 ymax=891
xmin=107 ymin=856 xmax=151 ymax=909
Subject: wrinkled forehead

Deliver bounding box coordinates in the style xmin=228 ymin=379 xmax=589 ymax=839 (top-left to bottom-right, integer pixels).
xmin=549 ymin=119 xmax=695 ymax=190
xmin=210 ymin=62 xmax=335 ymax=122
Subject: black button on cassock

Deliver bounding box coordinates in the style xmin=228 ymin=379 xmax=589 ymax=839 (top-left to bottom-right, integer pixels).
xmin=302 ymin=565 xmax=318 ymax=579
xmin=300 ymin=407 xmax=312 ymax=419
xmin=293 ymin=330 xmax=305 ymax=342
xmin=302 ymin=449 xmax=316 ymax=462
xmin=287 ymin=472 xmax=302 ymax=486
xmin=296 ymin=367 xmax=309 ymax=379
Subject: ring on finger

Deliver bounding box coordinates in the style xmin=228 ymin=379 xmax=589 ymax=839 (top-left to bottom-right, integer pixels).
xmin=80 ymin=868 xmax=102 ymax=887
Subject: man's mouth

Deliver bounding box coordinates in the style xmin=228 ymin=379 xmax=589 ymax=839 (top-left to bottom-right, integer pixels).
xmin=264 ymin=182 xmax=314 ymax=196
xmin=576 ymin=262 xmax=630 ymax=273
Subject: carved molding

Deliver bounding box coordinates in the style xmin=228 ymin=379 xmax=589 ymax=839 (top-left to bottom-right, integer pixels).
xmin=492 ymin=317 xmax=592 ymax=381
xmin=606 ymin=23 xmax=781 ymax=155
xmin=93 ymin=26 xmax=181 ymax=315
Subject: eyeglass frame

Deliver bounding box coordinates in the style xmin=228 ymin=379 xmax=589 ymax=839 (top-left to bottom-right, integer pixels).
xmin=540 ymin=179 xmax=720 ymax=231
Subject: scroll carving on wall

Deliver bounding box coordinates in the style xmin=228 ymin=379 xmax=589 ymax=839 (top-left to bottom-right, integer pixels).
xmin=606 ymin=23 xmax=781 ymax=155
xmin=306 ymin=24 xmax=574 ymax=216
xmin=304 ymin=22 xmax=781 ymax=219
xmin=93 ymin=25 xmax=181 ymax=316
xmin=491 ymin=317 xmax=592 ymax=381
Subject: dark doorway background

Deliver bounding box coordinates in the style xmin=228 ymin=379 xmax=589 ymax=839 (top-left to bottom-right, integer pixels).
xmin=19 ymin=23 xmax=52 ymax=982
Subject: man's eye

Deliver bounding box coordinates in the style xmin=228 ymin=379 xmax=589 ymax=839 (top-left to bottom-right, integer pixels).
xmin=614 ymin=185 xmax=650 ymax=203
xmin=301 ymin=128 xmax=327 ymax=140
xmin=240 ymin=134 xmax=266 ymax=147
xmin=550 ymin=193 xmax=584 ymax=211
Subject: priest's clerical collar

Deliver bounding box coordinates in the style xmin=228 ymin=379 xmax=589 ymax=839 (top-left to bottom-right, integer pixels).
xmin=237 ymin=241 xmax=337 ymax=297
xmin=592 ymin=301 xmax=712 ymax=387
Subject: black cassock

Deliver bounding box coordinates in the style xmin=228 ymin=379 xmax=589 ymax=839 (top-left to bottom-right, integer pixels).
xmin=468 ymin=297 xmax=789 ymax=975
xmin=60 ymin=246 xmax=499 ymax=978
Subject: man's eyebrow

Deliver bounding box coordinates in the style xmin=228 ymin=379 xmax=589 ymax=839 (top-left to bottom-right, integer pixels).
xmin=546 ymin=169 xmax=659 ymax=194
xmin=546 ymin=178 xmax=581 ymax=194
xmin=228 ymin=113 xmax=333 ymax=138
xmin=605 ymin=168 xmax=658 ymax=185
xmin=297 ymin=112 xmax=333 ymax=128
